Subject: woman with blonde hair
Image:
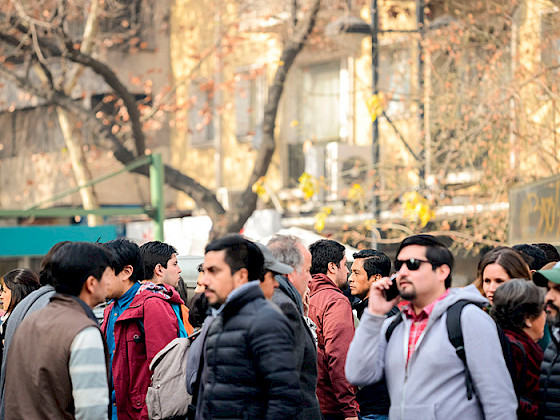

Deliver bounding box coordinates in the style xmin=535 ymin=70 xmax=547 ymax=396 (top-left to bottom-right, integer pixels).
xmin=474 ymin=246 xmax=532 ymax=304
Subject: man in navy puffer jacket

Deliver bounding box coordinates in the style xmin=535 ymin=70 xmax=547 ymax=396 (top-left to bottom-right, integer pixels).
xmin=187 ymin=234 xmax=302 ymax=419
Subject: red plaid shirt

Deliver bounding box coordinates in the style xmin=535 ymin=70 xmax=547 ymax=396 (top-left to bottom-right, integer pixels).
xmin=402 ymin=290 xmax=449 ymax=364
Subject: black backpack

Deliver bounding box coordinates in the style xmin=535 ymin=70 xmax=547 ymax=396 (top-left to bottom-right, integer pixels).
xmin=384 ymin=299 xmax=524 ymax=400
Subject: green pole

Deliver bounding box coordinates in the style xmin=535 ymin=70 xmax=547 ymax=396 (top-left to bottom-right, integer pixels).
xmin=150 ymin=153 xmax=165 ymax=241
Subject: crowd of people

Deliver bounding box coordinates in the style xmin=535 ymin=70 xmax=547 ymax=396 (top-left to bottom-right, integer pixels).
xmin=0 ymin=233 xmax=560 ymax=419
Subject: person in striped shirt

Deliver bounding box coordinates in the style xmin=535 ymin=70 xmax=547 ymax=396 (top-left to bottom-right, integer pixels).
xmin=4 ymin=242 xmax=115 ymax=420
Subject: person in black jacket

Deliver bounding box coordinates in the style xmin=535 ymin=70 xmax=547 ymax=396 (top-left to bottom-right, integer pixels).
xmin=266 ymin=235 xmax=322 ymax=419
xmin=348 ymin=249 xmax=397 ymax=420
xmin=187 ymin=234 xmax=302 ymax=419
xmin=534 ymin=263 xmax=560 ymax=419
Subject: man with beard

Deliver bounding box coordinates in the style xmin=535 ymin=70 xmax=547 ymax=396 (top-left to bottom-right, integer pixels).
xmin=533 ymin=261 xmax=560 ymax=418
xmin=308 ymin=239 xmax=358 ymax=420
xmin=186 ymin=234 xmax=301 ymax=419
xmin=345 ymin=234 xmax=516 ymax=419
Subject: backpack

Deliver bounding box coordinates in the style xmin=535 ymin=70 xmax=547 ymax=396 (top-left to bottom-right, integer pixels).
xmin=384 ymin=299 xmax=524 ymax=400
xmin=146 ymin=337 xmax=192 ymax=420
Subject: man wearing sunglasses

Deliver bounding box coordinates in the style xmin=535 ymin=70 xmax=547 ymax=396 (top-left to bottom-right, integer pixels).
xmin=345 ymin=234 xmax=517 ymax=420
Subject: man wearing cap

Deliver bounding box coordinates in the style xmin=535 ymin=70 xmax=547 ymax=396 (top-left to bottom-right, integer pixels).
xmin=533 ymin=260 xmax=560 ymax=418
xmin=265 ymin=235 xmax=322 ymax=420
xmin=346 ymin=234 xmax=516 ymax=419
xmin=186 ymin=234 xmax=301 ymax=419
xmin=255 ymin=242 xmax=294 ymax=299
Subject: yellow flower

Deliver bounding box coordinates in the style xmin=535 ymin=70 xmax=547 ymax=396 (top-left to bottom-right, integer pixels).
xmin=298 ymin=172 xmax=317 ymax=199
xmin=252 ymin=177 xmax=267 ymax=198
xmin=402 ymin=191 xmax=434 ymax=227
xmin=366 ymin=93 xmax=384 ymax=122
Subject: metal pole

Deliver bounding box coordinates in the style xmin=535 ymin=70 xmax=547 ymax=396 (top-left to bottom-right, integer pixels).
xmin=149 ymin=153 xmax=165 ymax=241
xmin=417 ymin=0 xmax=426 ymax=187
xmin=371 ymin=0 xmax=379 ymax=247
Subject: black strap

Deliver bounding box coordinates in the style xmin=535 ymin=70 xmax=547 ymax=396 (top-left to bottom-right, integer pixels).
xmin=385 ymin=314 xmax=403 ymax=342
xmin=446 ymin=300 xmax=482 ymax=401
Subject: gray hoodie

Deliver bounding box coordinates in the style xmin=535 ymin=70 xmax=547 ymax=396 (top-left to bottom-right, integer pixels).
xmin=345 ymin=285 xmax=517 ymax=420
xmin=0 ymin=285 xmax=56 ymax=420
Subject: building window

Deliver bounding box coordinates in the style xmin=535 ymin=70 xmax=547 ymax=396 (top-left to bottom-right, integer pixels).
xmin=542 ymin=11 xmax=560 ymax=79
xmin=379 ymin=46 xmax=412 ymax=118
xmin=235 ymin=67 xmax=266 ymax=141
xmin=188 ymin=81 xmax=215 ymax=147
xmin=297 ymin=60 xmax=342 ymax=143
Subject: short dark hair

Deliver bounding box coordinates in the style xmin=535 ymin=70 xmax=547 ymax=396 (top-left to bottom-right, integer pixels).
xmin=396 ymin=234 xmax=454 ymax=288
xmin=39 ymin=241 xmax=71 ymax=286
xmin=353 ymin=249 xmax=391 ymax=279
xmin=491 ymin=279 xmax=545 ymax=331
xmin=512 ymin=244 xmax=547 ymax=271
xmin=140 ymin=241 xmax=178 ymax=280
xmin=2 ymin=268 xmax=40 ymax=313
xmin=205 ymin=234 xmax=264 ymax=281
xmin=50 ymin=242 xmax=115 ymax=296
xmin=104 ymin=238 xmax=145 ymax=281
xmin=533 ymin=243 xmax=560 ymax=265
xmin=309 ymin=239 xmax=346 ymax=276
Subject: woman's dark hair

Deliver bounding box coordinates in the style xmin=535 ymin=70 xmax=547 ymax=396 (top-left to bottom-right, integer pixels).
xmin=490 ymin=279 xmax=544 ymax=331
xmin=474 ymin=246 xmax=532 ymax=295
xmin=176 ymin=276 xmax=189 ymax=305
xmin=2 ymin=268 xmax=40 ymax=313
xmin=188 ymin=292 xmax=209 ymax=329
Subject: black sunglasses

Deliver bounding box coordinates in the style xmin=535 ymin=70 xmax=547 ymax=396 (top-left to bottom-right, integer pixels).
xmin=394 ymin=258 xmax=433 ymax=272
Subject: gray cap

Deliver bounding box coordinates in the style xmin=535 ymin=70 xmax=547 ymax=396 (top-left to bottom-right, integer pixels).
xmin=255 ymin=243 xmax=293 ymax=275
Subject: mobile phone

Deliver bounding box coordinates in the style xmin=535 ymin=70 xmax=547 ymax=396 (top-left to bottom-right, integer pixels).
xmin=383 ymin=274 xmax=399 ymax=301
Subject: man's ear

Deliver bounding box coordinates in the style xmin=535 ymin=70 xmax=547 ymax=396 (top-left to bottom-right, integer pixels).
xmin=435 ymin=264 xmax=451 ymax=283
xmin=233 ymin=267 xmax=249 ymax=288
xmin=121 ymin=264 xmax=133 ymax=281
xmin=154 ymin=263 xmax=165 ymax=279
xmin=81 ymin=275 xmax=97 ymax=297
xmin=369 ymin=273 xmax=381 ymax=284
xmin=327 ymin=262 xmax=336 ymax=275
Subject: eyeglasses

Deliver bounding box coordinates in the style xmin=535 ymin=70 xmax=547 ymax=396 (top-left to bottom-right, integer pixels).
xmin=394 ymin=258 xmax=433 ymax=272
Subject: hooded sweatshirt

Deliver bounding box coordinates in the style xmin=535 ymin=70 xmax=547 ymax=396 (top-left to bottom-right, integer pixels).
xmin=102 ymin=282 xmax=184 ymax=420
xmin=0 ymin=285 xmax=55 ymax=420
xmin=345 ymin=285 xmax=517 ymax=420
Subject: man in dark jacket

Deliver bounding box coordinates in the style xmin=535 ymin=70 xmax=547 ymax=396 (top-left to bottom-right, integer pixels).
xmin=308 ymin=239 xmax=359 ymax=420
xmin=267 ymin=235 xmax=322 ymax=419
xmin=5 ymin=242 xmax=115 ymax=420
xmin=534 ymin=263 xmax=560 ymax=418
xmin=188 ymin=234 xmax=302 ymax=419
xmin=349 ymin=249 xmax=396 ymax=420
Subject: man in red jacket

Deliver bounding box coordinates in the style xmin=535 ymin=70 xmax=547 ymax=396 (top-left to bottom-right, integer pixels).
xmin=308 ymin=239 xmax=359 ymax=420
xmin=102 ymin=238 xmax=184 ymax=420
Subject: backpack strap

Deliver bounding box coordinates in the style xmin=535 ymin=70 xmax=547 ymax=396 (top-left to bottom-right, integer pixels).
xmin=385 ymin=314 xmax=403 ymax=342
xmin=446 ymin=300 xmax=478 ymax=400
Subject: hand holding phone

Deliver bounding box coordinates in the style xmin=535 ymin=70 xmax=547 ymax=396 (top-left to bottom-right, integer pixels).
xmin=383 ymin=274 xmax=399 ymax=301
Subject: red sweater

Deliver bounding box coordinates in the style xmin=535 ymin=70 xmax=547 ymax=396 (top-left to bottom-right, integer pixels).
xmin=309 ymin=273 xmax=358 ymax=417
xmin=505 ymin=329 xmax=544 ymax=419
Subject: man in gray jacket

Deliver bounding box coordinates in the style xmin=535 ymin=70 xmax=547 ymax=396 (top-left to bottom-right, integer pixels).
xmin=345 ymin=234 xmax=517 ymax=420
xmin=267 ymin=235 xmax=321 ymax=419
